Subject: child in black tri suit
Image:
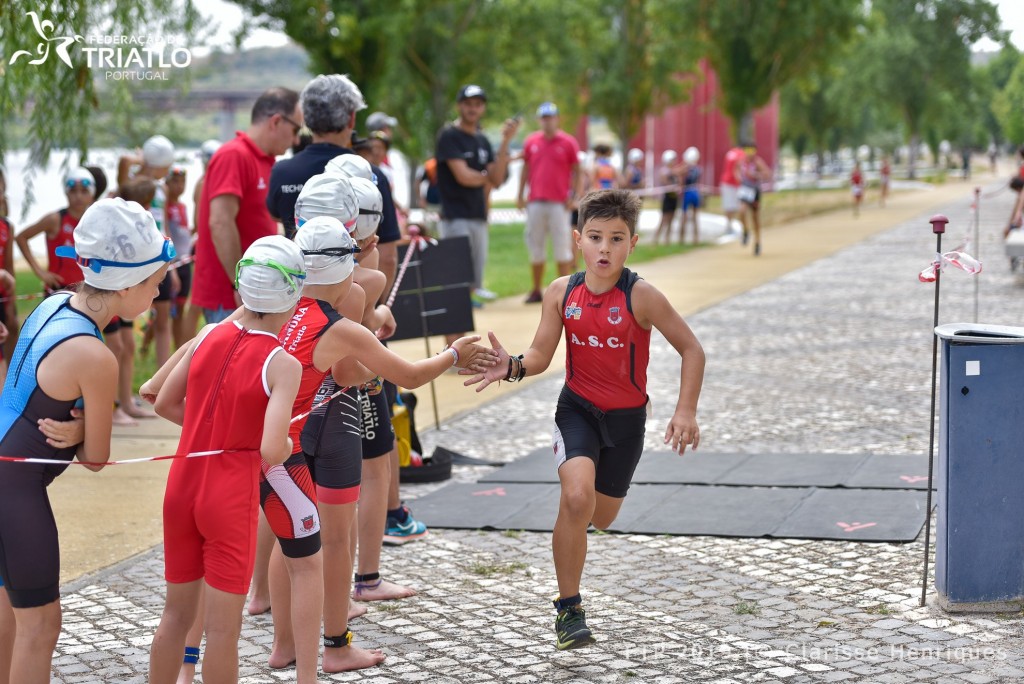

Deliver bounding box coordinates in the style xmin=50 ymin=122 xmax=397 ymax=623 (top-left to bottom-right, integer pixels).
xmin=467 ymin=189 xmax=705 ymax=650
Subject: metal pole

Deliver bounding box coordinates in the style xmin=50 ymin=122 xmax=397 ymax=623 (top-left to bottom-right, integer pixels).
xmin=921 ymin=213 xmax=948 ymax=607
xmin=973 ymin=187 xmax=980 ymax=323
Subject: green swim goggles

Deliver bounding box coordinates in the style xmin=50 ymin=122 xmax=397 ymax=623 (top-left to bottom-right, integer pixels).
xmin=234 ymin=257 xmax=307 ymax=291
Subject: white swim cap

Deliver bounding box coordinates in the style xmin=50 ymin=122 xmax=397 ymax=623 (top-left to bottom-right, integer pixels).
xmin=142 ymin=135 xmax=175 ymax=168
xmin=661 ymin=150 xmax=677 ymax=165
xmin=324 ymin=153 xmax=375 ymax=182
xmin=294 ymin=216 xmax=359 ymax=285
xmin=57 ymin=198 xmax=174 ymax=290
xmin=627 ymin=148 xmax=644 ymax=164
xmin=236 ymin=236 xmax=306 ymax=314
xmin=348 ymin=176 xmax=383 ymax=240
xmin=683 ymin=146 xmax=700 ymax=165
xmin=577 ymin=151 xmax=588 ymax=164
xmin=294 ymin=173 xmax=360 ymax=233
xmin=199 ymin=139 xmax=221 ymax=164
xmin=64 ymin=167 xmax=97 ymax=197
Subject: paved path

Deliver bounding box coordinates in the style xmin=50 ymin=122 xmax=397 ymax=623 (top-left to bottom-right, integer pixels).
xmin=50 ymin=179 xmax=1024 ymax=683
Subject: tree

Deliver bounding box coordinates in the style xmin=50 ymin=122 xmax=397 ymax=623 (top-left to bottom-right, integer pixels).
xmin=993 ymin=54 xmax=1024 ymax=147
xmin=690 ymin=0 xmax=864 ymax=142
xmin=858 ymin=0 xmax=1002 ymax=177
xmin=0 ymin=1 xmax=197 ymax=211
xmin=581 ymin=0 xmax=701 ymax=168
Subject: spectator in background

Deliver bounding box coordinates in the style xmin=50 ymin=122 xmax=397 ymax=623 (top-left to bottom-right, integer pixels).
xmin=591 ymin=144 xmax=619 ymax=190
xmin=623 ymin=148 xmax=644 ymax=190
xmin=680 ymin=146 xmax=702 ymax=244
xmin=653 ymin=149 xmax=679 ymax=246
xmin=0 ymin=167 xmax=17 ymax=361
xmin=879 ymin=155 xmax=891 ymax=208
xmin=516 ymin=102 xmax=582 ymax=304
xmin=163 ymin=166 xmax=193 ymax=350
xmin=180 ymin=140 xmax=221 ymax=341
xmin=737 ymin=143 xmax=772 ymax=257
xmin=265 ymin=75 xmax=400 ymax=294
xmin=366 ymin=111 xmax=397 ymax=139
xmin=720 ymin=144 xmax=745 ymax=236
xmin=850 ymin=162 xmax=864 ymax=218
xmin=435 ymin=84 xmax=519 ymax=309
xmin=193 ymin=87 xmax=302 ymax=324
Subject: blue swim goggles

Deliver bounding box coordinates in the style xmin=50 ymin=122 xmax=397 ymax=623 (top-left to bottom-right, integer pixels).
xmin=56 ymin=237 xmax=176 ymax=274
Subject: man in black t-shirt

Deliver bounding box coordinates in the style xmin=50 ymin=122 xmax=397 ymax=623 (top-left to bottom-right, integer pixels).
xmin=435 ymin=84 xmax=519 ymax=302
xmin=266 ymin=74 xmax=400 ymax=295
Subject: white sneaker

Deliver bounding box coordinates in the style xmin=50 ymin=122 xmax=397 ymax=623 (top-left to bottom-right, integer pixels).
xmin=474 ymin=287 xmax=498 ymax=301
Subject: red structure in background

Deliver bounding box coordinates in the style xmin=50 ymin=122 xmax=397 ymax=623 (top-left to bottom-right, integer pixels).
xmin=575 ymin=61 xmax=780 ymax=192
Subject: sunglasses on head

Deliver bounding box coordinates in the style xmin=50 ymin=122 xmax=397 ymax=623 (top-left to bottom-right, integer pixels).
xmin=235 ymin=257 xmax=307 ymax=291
xmin=56 ymin=237 xmax=176 ymax=274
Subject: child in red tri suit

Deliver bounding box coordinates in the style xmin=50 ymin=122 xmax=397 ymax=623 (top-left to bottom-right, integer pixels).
xmin=466 ymin=189 xmax=705 ymax=650
xmin=144 ymin=235 xmax=304 ymax=684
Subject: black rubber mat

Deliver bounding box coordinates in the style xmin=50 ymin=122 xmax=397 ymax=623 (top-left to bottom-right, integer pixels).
xmin=478 ymin=449 xmax=932 ymax=490
xmin=414 ymin=482 xmax=928 ymax=541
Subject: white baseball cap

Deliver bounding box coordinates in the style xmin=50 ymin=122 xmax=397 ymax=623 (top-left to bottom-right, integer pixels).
xmin=683 ymin=146 xmax=700 ymax=165
xmin=294 ymin=216 xmax=359 ymax=285
xmin=325 ymin=153 xmax=376 ymax=182
xmin=199 ymin=139 xmax=221 ymax=164
xmin=142 ymin=134 xmax=175 ymax=168
xmin=235 ymin=236 xmax=306 ymax=314
xmin=662 ymin=150 xmax=677 ymax=165
xmin=57 ymin=198 xmax=174 ymax=290
xmin=294 ymin=173 xmax=359 ymax=233
xmin=627 ymin=148 xmax=644 ymax=164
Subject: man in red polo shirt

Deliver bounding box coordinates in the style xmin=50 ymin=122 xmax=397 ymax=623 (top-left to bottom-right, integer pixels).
xmin=193 ymin=87 xmax=304 ymax=323
xmin=517 ymin=102 xmax=583 ymax=304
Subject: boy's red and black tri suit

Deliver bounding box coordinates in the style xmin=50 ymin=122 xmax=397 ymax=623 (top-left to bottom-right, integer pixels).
xmin=554 ymin=268 xmax=650 ymax=498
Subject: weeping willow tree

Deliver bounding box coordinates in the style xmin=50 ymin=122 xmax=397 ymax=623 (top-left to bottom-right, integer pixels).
xmin=0 ymin=1 xmax=198 ymax=211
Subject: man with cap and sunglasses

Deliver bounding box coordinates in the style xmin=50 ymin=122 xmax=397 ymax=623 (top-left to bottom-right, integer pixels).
xmin=435 ymin=84 xmax=521 ymax=309
xmin=143 ymin=235 xmax=304 ymax=684
xmin=0 ymin=198 xmax=173 ymax=683
xmin=517 ymin=102 xmax=584 ymax=304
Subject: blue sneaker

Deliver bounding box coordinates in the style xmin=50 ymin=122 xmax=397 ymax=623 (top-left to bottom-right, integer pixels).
xmin=383 ymin=505 xmax=429 ymax=545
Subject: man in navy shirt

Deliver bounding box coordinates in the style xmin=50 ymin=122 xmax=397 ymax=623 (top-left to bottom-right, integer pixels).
xmin=435 ymin=84 xmax=519 ymax=304
xmin=267 ymin=74 xmax=400 ymax=293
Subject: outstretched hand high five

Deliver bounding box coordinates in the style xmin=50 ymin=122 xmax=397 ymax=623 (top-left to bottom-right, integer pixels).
xmin=462 ymin=331 xmax=511 ymax=392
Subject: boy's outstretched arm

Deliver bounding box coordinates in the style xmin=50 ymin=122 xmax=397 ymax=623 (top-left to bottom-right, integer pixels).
xmin=463 ymin=278 xmax=568 ymax=392
xmin=634 ymin=282 xmax=705 ymax=454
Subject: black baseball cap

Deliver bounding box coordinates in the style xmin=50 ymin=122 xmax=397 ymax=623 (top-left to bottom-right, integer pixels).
xmin=457 ymin=84 xmax=487 ymax=102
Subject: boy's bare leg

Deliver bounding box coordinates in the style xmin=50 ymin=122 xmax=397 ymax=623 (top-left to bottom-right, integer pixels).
xmin=198 ymin=585 xmax=246 ymax=684
xmin=175 ymin=585 xmax=204 ymax=684
xmin=552 ymin=458 xmax=597 ymax=598
xmin=246 ymin=513 xmax=274 ymax=615
xmin=149 ymin=581 xmax=202 ymax=684
xmin=355 ymin=455 xmax=415 ymax=601
xmin=348 ymin=517 xmax=366 ymax=620
xmin=319 ymin=502 xmax=385 ymax=673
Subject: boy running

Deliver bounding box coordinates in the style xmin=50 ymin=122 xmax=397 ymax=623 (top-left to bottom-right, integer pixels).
xmin=466 ymin=189 xmax=705 ymax=650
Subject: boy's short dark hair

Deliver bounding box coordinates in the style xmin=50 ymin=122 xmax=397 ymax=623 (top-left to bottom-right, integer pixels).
xmin=592 ymin=143 xmax=612 ymax=156
xmin=577 ymin=189 xmax=642 ymax=236
xmin=1011 ymin=176 xmax=1024 ymax=192
xmin=118 ymin=176 xmax=157 ymax=206
xmin=251 ymin=87 xmax=300 ymax=125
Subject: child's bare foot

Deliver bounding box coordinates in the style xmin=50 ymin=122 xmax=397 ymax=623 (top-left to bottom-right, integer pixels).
xmin=352 ymin=578 xmax=416 ymax=602
xmin=112 ymin=408 xmax=138 ymax=426
xmin=323 ymin=644 xmax=385 ymax=673
xmin=267 ymin=643 xmax=296 ymax=670
xmin=348 ymin=602 xmax=368 ymax=620
xmin=122 ymin=401 xmax=156 ymax=419
xmin=246 ymin=594 xmax=271 ymax=615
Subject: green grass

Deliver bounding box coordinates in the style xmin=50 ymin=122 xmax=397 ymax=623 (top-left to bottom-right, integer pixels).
xmin=482 ymin=222 xmax=699 ymax=299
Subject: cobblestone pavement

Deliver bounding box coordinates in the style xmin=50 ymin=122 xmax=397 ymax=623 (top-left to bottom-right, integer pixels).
xmin=55 ymin=185 xmax=1024 ymax=683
